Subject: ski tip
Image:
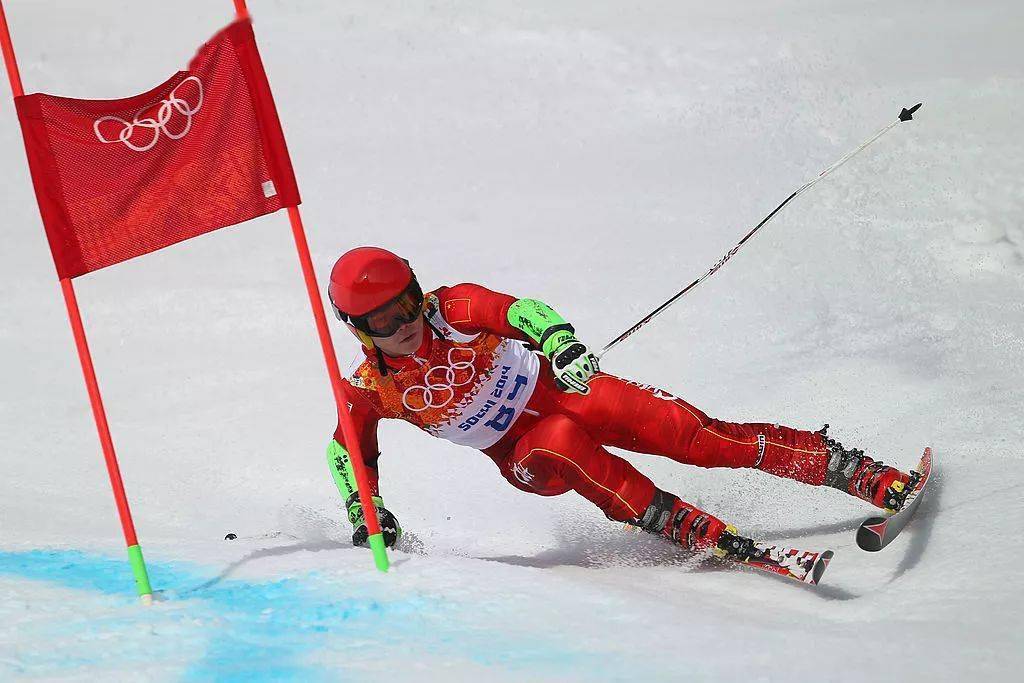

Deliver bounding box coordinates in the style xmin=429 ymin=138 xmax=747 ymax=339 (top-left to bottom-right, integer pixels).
xmin=853 ymin=445 xmax=934 ymax=553
xmin=856 ymin=518 xmax=887 ymax=552
xmin=899 ymin=102 xmax=923 ymax=122
xmin=808 ymin=550 xmax=834 ymax=586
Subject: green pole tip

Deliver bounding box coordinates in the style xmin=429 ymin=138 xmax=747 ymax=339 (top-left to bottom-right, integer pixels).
xmin=126 ymin=544 xmax=153 ymax=597
xmin=368 ymin=533 xmax=390 ymax=572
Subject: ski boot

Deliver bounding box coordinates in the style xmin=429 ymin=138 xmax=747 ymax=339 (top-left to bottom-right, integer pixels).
xmin=819 ymin=425 xmax=914 ymax=513
xmin=624 ymin=489 xmax=727 ymax=551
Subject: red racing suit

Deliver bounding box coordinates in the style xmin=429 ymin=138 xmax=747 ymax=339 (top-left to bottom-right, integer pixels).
xmin=335 ymin=283 xmax=831 ymax=546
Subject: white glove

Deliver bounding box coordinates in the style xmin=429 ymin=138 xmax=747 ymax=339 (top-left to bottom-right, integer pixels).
xmin=544 ymin=329 xmax=600 ymax=394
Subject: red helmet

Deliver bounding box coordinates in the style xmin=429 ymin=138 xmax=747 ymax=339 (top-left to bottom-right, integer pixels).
xmin=328 ymin=247 xmax=423 ymax=337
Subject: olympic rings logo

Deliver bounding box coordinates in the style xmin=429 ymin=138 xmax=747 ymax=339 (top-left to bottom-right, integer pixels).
xmin=402 ymin=348 xmax=477 ymax=412
xmin=93 ymin=76 xmax=204 ymax=153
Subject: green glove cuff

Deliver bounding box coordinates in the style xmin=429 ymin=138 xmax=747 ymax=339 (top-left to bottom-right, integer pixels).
xmin=328 ymin=440 xmax=390 ymax=529
xmin=507 ymin=299 xmax=575 ymax=355
xmin=327 ymin=439 xmax=361 ymax=500
xmin=541 ymin=329 xmax=576 ymax=357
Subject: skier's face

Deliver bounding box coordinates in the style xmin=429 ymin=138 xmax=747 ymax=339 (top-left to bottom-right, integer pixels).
xmin=372 ymin=315 xmax=424 ymax=357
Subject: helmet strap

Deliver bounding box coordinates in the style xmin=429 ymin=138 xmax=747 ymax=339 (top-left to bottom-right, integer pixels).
xmin=424 ymin=315 xmax=444 ymax=341
xmin=374 ymin=345 xmax=389 ymax=377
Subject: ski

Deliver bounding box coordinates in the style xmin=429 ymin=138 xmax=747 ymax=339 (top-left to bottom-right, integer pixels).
xmin=721 ymin=544 xmax=834 ymax=586
xmin=856 ymin=447 xmax=933 ymax=552
xmin=222 ymin=531 xmax=299 ymax=542
xmin=624 ymin=522 xmax=834 ymax=585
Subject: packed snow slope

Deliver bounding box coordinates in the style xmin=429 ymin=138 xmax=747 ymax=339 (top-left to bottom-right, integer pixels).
xmin=1 ymin=1 xmax=1022 ymax=680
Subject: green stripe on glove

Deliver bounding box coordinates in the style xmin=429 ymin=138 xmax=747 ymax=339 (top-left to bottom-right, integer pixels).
xmin=326 ymin=440 xmax=402 ymax=548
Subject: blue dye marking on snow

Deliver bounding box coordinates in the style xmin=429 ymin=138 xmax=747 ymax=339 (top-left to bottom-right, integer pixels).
xmin=0 ymin=549 xmax=327 ymax=680
xmin=0 ymin=549 xmax=593 ymax=681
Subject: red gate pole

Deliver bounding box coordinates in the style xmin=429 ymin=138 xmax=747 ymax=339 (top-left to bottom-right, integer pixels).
xmin=232 ymin=0 xmax=249 ymax=20
xmin=0 ymin=0 xmax=154 ymax=603
xmin=60 ymin=279 xmax=154 ymax=601
xmin=233 ymin=0 xmax=389 ymax=570
xmin=285 ymin=207 xmax=390 ymax=571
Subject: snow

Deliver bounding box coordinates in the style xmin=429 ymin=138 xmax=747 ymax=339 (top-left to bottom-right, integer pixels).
xmin=1 ymin=0 xmax=1022 ymax=680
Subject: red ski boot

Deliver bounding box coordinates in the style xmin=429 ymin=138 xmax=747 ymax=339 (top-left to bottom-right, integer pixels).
xmin=820 ymin=426 xmax=912 ymax=513
xmin=625 ymin=489 xmax=727 ymax=551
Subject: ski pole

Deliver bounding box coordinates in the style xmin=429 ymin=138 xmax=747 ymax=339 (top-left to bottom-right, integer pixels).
xmin=596 ymin=103 xmax=922 ymax=360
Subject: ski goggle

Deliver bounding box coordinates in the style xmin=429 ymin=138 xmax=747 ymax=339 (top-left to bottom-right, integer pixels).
xmin=331 ymin=278 xmax=424 ymax=338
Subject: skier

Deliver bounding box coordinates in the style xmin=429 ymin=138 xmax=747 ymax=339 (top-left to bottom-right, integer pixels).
xmin=325 ymin=246 xmax=914 ymax=576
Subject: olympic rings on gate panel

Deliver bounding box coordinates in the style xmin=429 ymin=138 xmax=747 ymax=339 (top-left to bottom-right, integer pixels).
xmin=93 ymin=76 xmax=204 ymax=152
xmin=402 ymin=348 xmax=478 ymax=412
